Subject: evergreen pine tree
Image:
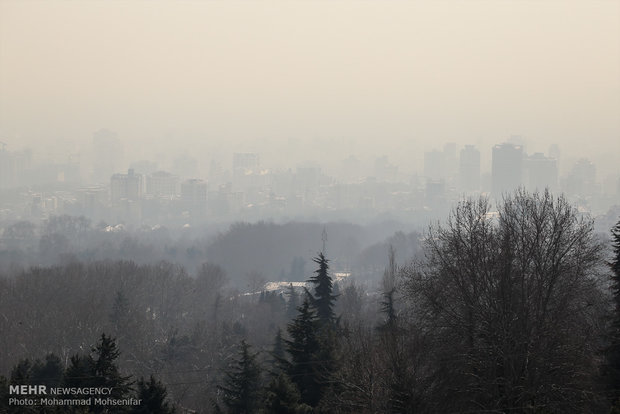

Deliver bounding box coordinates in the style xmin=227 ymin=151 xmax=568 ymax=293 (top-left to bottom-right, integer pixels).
xmin=64 ymin=354 xmax=96 ymax=389
xmin=62 ymin=334 xmax=132 ymax=412
xmin=92 ymin=333 xmax=133 ymax=400
xmin=31 ymin=354 xmax=64 ymax=389
xmin=263 ymin=373 xmax=312 ymax=414
xmin=285 ymin=298 xmax=322 ymax=407
xmin=306 ymin=252 xmax=337 ymax=327
xmin=6 ymin=358 xmax=63 ymax=414
xmin=0 ymin=376 xmax=9 ymax=413
xmin=10 ymin=359 xmax=32 ymax=385
xmin=269 ymin=328 xmax=290 ymax=376
xmin=218 ymin=340 xmax=263 ymax=414
xmin=7 ymin=359 xmax=39 ymax=413
xmin=378 ymin=246 xmax=398 ymax=332
xmin=132 ymin=375 xmax=175 ymax=414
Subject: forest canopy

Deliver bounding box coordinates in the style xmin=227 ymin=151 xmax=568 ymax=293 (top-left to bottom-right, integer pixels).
xmin=1 ymin=190 xmax=618 ymax=413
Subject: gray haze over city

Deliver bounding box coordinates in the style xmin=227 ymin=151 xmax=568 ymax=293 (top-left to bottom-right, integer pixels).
xmin=1 ymin=1 xmax=619 ymax=239
xmin=4 ymin=3 xmax=620 ymax=412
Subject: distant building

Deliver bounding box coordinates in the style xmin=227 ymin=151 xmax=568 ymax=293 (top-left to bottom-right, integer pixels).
xmin=0 ymin=149 xmax=14 ymax=189
xmin=459 ymin=145 xmax=481 ymax=192
xmin=548 ymin=144 xmax=561 ymax=163
xmin=232 ymin=153 xmax=267 ymax=203
xmin=526 ymin=153 xmax=558 ymax=192
xmin=172 ymin=154 xmax=198 ymax=179
xmin=295 ymin=165 xmax=321 ymax=199
xmin=424 ymin=150 xmax=445 ymax=181
xmin=425 ymin=179 xmax=445 ymax=210
xmin=374 ymin=156 xmax=398 ymax=182
xmin=565 ymin=158 xmax=596 ymax=196
xmin=181 ymin=179 xmax=208 ymax=218
xmin=110 ymin=169 xmax=142 ymax=202
xmin=233 ymin=153 xmax=260 ymax=175
xmin=443 ymin=142 xmax=458 ymax=180
xmin=146 ymin=171 xmax=179 ymax=198
xmin=77 ymin=186 xmax=108 ymax=218
xmin=492 ymin=143 xmax=523 ymax=196
xmin=0 ymin=148 xmax=32 ymax=189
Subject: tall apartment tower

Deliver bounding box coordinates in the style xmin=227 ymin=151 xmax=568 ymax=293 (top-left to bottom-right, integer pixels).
xmin=0 ymin=148 xmax=14 ymax=189
xmin=492 ymin=143 xmax=523 ymax=196
xmin=526 ymin=153 xmax=558 ymax=192
xmin=110 ymin=169 xmax=142 ymax=202
xmin=565 ymin=158 xmax=596 ymax=196
xmin=423 ymin=150 xmax=446 ymax=181
xmin=443 ymin=142 xmax=458 ymax=180
xmin=146 ymin=171 xmax=179 ymax=198
xmin=232 ymin=153 xmax=261 ymax=194
xmin=459 ymin=145 xmax=481 ymax=192
xmin=181 ymin=179 xmax=208 ymax=218
xmin=233 ymin=153 xmax=260 ymax=175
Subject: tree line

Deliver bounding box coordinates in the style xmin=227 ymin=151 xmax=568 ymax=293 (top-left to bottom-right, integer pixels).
xmin=2 ymin=190 xmax=620 ymax=413
xmin=212 ymin=191 xmax=620 ymax=413
xmin=0 ymin=216 xmax=420 ymax=288
xmin=1 ymin=333 xmax=174 ymax=413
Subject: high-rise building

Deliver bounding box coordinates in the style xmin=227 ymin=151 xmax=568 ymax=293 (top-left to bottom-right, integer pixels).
xmin=181 ymin=179 xmax=208 ymax=218
xmin=233 ymin=153 xmax=260 ymax=175
xmin=0 ymin=149 xmax=14 ymax=189
xmin=146 ymin=171 xmax=179 ymax=198
xmin=374 ymin=156 xmax=398 ymax=181
xmin=492 ymin=143 xmax=523 ymax=196
xmin=232 ymin=153 xmax=262 ymax=198
xmin=548 ymin=144 xmax=561 ymax=162
xmin=459 ymin=145 xmax=481 ymax=192
xmin=77 ymin=186 xmax=108 ymax=219
xmin=565 ymin=158 xmax=596 ymax=196
xmin=424 ymin=150 xmax=446 ymax=181
xmin=526 ymin=153 xmax=558 ymax=192
xmin=0 ymin=148 xmax=32 ymax=189
xmin=92 ymin=129 xmax=123 ymax=184
xmin=443 ymin=142 xmax=458 ymax=180
xmin=110 ymin=169 xmax=142 ymax=202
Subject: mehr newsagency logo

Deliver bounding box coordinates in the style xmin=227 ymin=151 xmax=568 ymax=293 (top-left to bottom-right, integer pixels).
xmin=8 ymin=385 xmax=142 ymax=408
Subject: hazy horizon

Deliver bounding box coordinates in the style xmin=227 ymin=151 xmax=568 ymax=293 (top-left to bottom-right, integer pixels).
xmin=1 ymin=0 xmax=619 ymax=176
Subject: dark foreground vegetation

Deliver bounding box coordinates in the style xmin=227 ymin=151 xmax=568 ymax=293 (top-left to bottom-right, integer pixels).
xmin=2 ymin=190 xmax=620 ymax=413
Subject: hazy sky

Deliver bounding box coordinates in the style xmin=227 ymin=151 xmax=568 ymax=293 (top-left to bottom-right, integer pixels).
xmin=1 ymin=0 xmax=618 ymax=174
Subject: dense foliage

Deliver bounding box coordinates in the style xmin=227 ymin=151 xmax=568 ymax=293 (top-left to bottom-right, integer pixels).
xmin=1 ymin=190 xmax=618 ymax=413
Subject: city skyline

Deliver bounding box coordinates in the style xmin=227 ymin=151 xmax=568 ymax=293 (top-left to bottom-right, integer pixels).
xmin=1 ymin=134 xmax=618 ymax=231
xmin=0 ymin=0 xmax=618 ymax=177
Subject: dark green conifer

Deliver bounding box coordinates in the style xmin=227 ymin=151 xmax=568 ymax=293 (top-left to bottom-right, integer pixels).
xmin=263 ymin=373 xmax=312 ymax=414
xmin=132 ymin=375 xmax=175 ymax=414
xmin=218 ymin=340 xmax=263 ymax=414
xmin=306 ymin=252 xmax=337 ymax=326
xmin=378 ymin=247 xmax=398 ymax=332
xmin=285 ymin=299 xmax=321 ymax=407
xmin=64 ymin=354 xmax=96 ymax=388
xmin=31 ymin=354 xmax=64 ymax=388
xmin=269 ymin=328 xmax=289 ymax=376
xmin=9 ymin=359 xmax=32 ymax=384
xmin=92 ymin=333 xmax=133 ymax=399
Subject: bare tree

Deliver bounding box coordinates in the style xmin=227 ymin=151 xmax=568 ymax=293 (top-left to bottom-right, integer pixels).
xmin=402 ymin=190 xmax=607 ymax=413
